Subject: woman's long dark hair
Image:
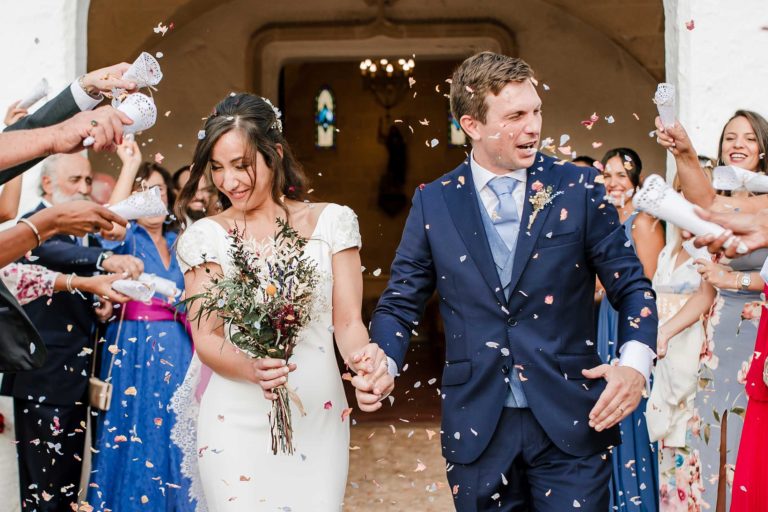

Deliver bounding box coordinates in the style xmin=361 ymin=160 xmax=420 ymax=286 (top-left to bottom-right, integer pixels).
xmin=600 ymin=147 xmax=643 ymax=188
xmin=175 ymin=93 xmax=307 ymax=229
xmin=717 ymin=110 xmax=768 ymax=174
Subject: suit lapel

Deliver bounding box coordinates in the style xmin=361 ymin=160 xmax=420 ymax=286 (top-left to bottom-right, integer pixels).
xmin=443 ymin=162 xmax=506 ymax=305
xmin=507 ymin=154 xmax=564 ymax=297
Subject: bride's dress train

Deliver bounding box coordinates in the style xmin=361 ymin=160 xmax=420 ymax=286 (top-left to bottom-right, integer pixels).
xmin=172 ymin=204 xmax=361 ymax=511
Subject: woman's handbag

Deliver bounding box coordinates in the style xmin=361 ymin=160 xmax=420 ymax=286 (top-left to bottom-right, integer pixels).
xmin=88 ymin=306 xmax=125 ymax=412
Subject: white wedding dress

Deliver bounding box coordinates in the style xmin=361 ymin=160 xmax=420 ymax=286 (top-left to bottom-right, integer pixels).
xmin=172 ymin=204 xmax=361 ymax=511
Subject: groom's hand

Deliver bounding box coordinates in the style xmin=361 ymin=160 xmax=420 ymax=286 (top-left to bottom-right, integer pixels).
xmin=582 ymin=364 xmax=645 ymax=432
xmin=351 ymin=362 xmax=394 ymax=412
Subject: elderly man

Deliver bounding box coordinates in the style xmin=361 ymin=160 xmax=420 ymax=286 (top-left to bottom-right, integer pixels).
xmin=0 ymin=153 xmax=142 ymax=511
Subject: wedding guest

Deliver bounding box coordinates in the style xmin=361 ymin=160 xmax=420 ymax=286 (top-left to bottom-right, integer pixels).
xmin=730 ymin=279 xmax=768 ymax=510
xmin=572 ymin=155 xmax=597 ymax=168
xmin=172 ymin=165 xmax=191 ymax=196
xmin=597 ymin=147 xmax=664 ymax=511
xmin=0 ymin=153 xmax=142 ymax=511
xmin=646 ymin=170 xmax=712 ymax=511
xmin=1 ymin=263 xmax=128 ymax=305
xmin=87 ymin=139 xmax=193 ymax=511
xmin=656 ymin=111 xmax=768 ymax=509
xmin=1 ymin=61 xmax=139 ymax=181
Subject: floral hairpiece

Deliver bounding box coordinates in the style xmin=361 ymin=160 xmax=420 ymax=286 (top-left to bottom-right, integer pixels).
xmin=261 ymin=96 xmax=283 ymax=133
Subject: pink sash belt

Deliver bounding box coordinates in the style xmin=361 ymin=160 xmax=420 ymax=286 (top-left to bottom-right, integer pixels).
xmin=122 ymin=298 xmax=192 ymax=338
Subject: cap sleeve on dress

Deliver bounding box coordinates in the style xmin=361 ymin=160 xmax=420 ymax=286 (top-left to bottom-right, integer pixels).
xmin=329 ymin=205 xmax=362 ymax=254
xmin=176 ymin=219 xmax=223 ymax=273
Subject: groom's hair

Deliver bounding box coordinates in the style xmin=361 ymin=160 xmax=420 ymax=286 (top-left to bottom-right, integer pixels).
xmin=450 ymin=52 xmax=533 ymax=126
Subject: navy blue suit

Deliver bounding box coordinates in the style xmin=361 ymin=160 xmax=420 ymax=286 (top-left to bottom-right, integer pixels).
xmin=371 ymin=154 xmax=657 ymax=510
xmin=1 ymin=202 xmax=107 ymax=511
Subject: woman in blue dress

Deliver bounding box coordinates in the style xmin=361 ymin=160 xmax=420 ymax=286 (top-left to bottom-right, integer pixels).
xmin=87 ymin=139 xmax=194 ymax=511
xmin=597 ymin=148 xmax=665 ymax=512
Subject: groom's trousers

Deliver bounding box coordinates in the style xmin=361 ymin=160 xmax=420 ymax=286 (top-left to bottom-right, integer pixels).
xmin=446 ymin=408 xmax=611 ymax=512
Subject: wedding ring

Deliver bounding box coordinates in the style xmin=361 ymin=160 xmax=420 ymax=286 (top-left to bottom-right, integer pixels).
xmin=618 ymin=406 xmax=625 ymax=415
xmin=91 ymin=120 xmax=99 ymax=127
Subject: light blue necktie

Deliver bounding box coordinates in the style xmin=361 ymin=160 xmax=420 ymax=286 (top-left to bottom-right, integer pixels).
xmin=487 ymin=177 xmax=520 ymax=253
xmin=486 ymin=176 xmax=528 ymax=408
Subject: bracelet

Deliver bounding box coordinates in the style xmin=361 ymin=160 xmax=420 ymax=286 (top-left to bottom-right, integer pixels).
xmin=66 ymin=273 xmax=76 ymax=294
xmin=17 ymin=218 xmax=42 ymax=247
xmin=77 ymin=75 xmax=101 ymax=100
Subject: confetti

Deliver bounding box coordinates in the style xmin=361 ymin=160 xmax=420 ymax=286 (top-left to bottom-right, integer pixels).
xmin=154 ymin=152 xmax=165 ymax=164
xmin=560 ymin=208 xmax=568 ymax=221
xmin=685 ymin=19 xmax=695 ymax=30
xmin=544 ymin=295 xmax=554 ymax=305
xmin=124 ymin=386 xmax=137 ymax=396
xmin=324 ymin=401 xmax=333 ymax=410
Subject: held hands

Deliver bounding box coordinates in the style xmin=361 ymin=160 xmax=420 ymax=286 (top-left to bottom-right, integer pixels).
xmin=348 ymin=343 xmax=395 ymax=412
xmin=582 ymin=364 xmax=646 ymax=432
xmin=94 ymin=298 xmax=114 ymax=323
xmin=250 ymin=358 xmax=297 ymax=400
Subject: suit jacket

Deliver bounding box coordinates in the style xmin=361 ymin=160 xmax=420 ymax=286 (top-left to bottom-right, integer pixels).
xmin=370 ymin=154 xmax=658 ymax=464
xmin=0 ymin=203 xmax=107 ymax=405
xmin=0 ymin=85 xmax=82 ymax=186
xmin=0 ymin=87 xmax=83 ymax=371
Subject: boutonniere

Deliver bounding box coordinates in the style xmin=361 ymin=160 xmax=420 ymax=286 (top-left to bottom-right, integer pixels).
xmin=527 ymin=181 xmax=564 ymax=229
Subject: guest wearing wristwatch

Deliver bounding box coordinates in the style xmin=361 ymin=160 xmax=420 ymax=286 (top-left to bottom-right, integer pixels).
xmin=0 ymin=152 xmax=142 ymax=512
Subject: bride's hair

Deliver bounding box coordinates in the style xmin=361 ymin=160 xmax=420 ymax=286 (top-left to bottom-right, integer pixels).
xmin=175 ymin=93 xmax=307 ymax=229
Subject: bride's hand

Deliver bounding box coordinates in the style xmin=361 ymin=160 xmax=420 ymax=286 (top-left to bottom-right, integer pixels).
xmin=348 ymin=342 xmax=387 ymax=375
xmin=250 ymin=358 xmax=297 ymax=400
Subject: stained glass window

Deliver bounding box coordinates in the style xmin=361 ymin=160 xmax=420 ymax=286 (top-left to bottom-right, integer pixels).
xmin=448 ymin=111 xmax=467 ymax=147
xmin=315 ymin=86 xmax=336 ymax=149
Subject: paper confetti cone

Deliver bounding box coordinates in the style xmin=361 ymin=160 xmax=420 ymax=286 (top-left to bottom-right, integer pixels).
xmin=654 ymin=83 xmax=676 ymax=129
xmin=112 ymin=279 xmax=155 ymax=302
xmin=633 ymin=174 xmax=747 ymax=253
xmin=18 ymin=78 xmax=49 ymax=109
xmin=109 ymin=186 xmax=167 ymax=220
xmin=712 ymin=165 xmax=768 ymax=193
xmin=682 ymin=239 xmax=711 ymax=262
xmin=139 ymin=273 xmax=180 ymax=298
xmin=124 ymin=52 xmax=163 ymax=88
xmin=84 ymin=93 xmax=157 ymax=147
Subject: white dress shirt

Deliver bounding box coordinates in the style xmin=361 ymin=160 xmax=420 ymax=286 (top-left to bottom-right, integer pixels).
xmin=69 ymin=81 xmax=104 ymax=112
xmin=387 ymin=154 xmax=655 ymax=388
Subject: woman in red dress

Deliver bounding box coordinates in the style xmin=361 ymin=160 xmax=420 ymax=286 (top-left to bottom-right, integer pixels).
xmin=731 ymin=288 xmax=768 ymax=511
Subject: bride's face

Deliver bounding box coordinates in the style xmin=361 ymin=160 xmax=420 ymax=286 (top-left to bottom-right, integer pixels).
xmin=209 ymin=130 xmax=273 ymax=212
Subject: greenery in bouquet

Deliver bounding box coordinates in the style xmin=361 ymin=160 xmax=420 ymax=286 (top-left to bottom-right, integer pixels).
xmin=185 ymin=217 xmax=319 ymax=454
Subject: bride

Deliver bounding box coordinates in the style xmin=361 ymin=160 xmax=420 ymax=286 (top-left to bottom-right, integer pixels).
xmin=172 ymin=93 xmax=394 ymax=511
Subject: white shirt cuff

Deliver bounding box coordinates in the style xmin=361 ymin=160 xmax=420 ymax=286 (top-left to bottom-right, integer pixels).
xmin=760 ymin=256 xmax=768 ymax=284
xmin=69 ymin=81 xmax=103 ymax=111
xmin=618 ymin=340 xmax=655 ymax=391
xmin=386 ymin=356 xmax=399 ymax=377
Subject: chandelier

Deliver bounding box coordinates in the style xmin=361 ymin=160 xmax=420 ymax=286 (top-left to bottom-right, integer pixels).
xmin=359 ymin=57 xmax=415 ymax=114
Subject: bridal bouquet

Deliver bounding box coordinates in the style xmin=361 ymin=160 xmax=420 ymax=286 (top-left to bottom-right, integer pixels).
xmin=186 ymin=218 xmax=319 ymax=454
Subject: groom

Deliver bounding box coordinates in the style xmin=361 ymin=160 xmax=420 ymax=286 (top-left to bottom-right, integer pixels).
xmin=362 ymin=52 xmax=658 ymax=510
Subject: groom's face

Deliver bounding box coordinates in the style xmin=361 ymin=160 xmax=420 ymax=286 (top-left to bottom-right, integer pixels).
xmin=469 ymin=80 xmax=542 ymax=172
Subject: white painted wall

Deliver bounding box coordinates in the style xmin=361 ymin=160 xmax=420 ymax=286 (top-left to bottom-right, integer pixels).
xmin=664 ymin=0 xmax=768 ymax=168
xmin=0 ymin=2 xmax=90 ymax=509
xmin=0 ymin=0 xmax=90 ymax=221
